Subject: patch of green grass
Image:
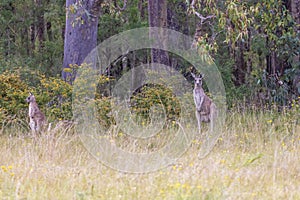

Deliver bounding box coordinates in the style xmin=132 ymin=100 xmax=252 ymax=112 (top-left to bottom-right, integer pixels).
xmin=0 ymin=108 xmax=299 ymax=199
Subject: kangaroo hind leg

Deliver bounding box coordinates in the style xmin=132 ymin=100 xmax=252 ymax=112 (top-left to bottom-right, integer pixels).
xmin=195 ymin=110 xmax=201 ymax=133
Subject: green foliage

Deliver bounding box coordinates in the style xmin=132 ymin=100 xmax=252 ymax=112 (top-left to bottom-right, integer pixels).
xmin=0 ymin=70 xmax=29 ymax=116
xmin=70 ymin=64 xmax=114 ymax=129
xmin=130 ymin=84 xmax=181 ymax=125
xmin=95 ymin=96 xmax=114 ymax=129
xmin=0 ymin=68 xmax=72 ymax=129
xmin=39 ymin=75 xmax=73 ymax=121
xmin=0 ymin=0 xmax=64 ymax=76
xmin=72 ymin=64 xmax=184 ymax=130
xmin=98 ymin=0 xmax=147 ymax=42
xmin=0 ymin=0 xmax=299 ymax=128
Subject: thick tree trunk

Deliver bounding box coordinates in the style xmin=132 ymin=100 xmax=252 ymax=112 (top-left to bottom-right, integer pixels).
xmin=289 ymin=0 xmax=300 ymax=94
xmin=148 ymin=0 xmax=169 ymax=69
xmin=62 ymin=0 xmax=103 ymax=83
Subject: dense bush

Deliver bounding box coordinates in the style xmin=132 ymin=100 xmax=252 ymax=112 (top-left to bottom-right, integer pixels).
xmin=73 ymin=65 xmax=184 ymax=130
xmin=0 ymin=65 xmax=184 ymax=132
xmin=0 ymin=68 xmax=72 ymax=130
xmin=2 ymin=64 xmax=298 ymax=134
xmin=130 ymin=84 xmax=181 ymax=125
xmin=0 ymin=70 xmax=29 ymax=117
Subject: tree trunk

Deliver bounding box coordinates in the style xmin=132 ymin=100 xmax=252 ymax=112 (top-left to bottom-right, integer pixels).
xmin=4 ymin=2 xmax=15 ymax=57
xmin=46 ymin=22 xmax=53 ymax=41
xmin=30 ymin=1 xmax=36 ymax=56
xmin=232 ymin=41 xmax=247 ymax=86
xmin=289 ymin=0 xmax=300 ymax=94
xmin=61 ymin=24 xmax=65 ymax=42
xmin=289 ymin=0 xmax=300 ymax=64
xmin=148 ymin=0 xmax=169 ymax=69
xmin=266 ymin=36 xmax=277 ymax=75
xmin=62 ymin=0 xmax=103 ymax=83
xmin=21 ymin=27 xmax=30 ymax=56
xmin=36 ymin=0 xmax=45 ymax=49
xmin=138 ymin=0 xmax=146 ymax=20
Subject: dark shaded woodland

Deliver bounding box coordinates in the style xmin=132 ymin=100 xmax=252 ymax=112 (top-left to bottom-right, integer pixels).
xmin=0 ymin=0 xmax=299 ymax=108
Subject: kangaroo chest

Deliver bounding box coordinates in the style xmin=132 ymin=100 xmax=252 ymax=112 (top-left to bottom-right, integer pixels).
xmin=29 ymin=103 xmax=33 ymax=117
xmin=193 ymin=88 xmax=205 ymax=103
xmin=193 ymin=88 xmax=211 ymax=113
xmin=29 ymin=102 xmax=39 ymax=117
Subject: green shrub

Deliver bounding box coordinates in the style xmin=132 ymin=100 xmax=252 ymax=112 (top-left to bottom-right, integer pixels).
xmin=130 ymin=84 xmax=181 ymax=126
xmin=0 ymin=70 xmax=29 ymax=116
xmin=0 ymin=65 xmax=189 ymax=134
xmin=39 ymin=75 xmax=73 ymax=121
xmin=0 ymin=68 xmax=72 ymax=130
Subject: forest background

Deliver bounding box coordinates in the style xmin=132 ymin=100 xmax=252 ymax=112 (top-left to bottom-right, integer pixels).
xmin=0 ymin=0 xmax=300 ymax=199
xmin=0 ymin=0 xmax=299 ymax=127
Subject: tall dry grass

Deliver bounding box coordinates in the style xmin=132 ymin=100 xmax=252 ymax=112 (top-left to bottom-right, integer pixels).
xmin=0 ymin=107 xmax=299 ymax=199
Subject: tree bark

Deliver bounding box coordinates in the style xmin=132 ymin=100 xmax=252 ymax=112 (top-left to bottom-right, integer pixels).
xmin=289 ymin=0 xmax=300 ymax=64
xmin=62 ymin=0 xmax=103 ymax=83
xmin=30 ymin=1 xmax=36 ymax=56
xmin=21 ymin=27 xmax=30 ymax=56
xmin=36 ymin=0 xmax=45 ymax=49
xmin=233 ymin=40 xmax=247 ymax=86
xmin=4 ymin=2 xmax=15 ymax=57
xmin=289 ymin=0 xmax=300 ymax=94
xmin=148 ymin=0 xmax=170 ymax=69
xmin=46 ymin=22 xmax=53 ymax=41
xmin=138 ymin=0 xmax=146 ymax=20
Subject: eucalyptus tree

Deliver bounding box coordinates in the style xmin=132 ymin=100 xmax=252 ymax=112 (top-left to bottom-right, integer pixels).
xmin=186 ymin=0 xmax=299 ymax=85
xmin=62 ymin=0 xmax=103 ymax=83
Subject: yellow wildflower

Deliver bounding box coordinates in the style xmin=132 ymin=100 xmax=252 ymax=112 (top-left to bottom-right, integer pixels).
xmin=1 ymin=165 xmax=7 ymax=172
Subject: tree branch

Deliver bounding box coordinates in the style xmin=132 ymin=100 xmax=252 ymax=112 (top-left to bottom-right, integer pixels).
xmin=90 ymin=0 xmax=104 ymax=17
xmin=116 ymin=0 xmax=128 ymax=11
xmin=195 ymin=12 xmax=215 ymax=24
xmin=190 ymin=0 xmax=215 ymax=24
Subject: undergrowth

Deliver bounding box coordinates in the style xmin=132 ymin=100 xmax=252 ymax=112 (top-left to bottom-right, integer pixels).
xmin=0 ymin=106 xmax=299 ymax=199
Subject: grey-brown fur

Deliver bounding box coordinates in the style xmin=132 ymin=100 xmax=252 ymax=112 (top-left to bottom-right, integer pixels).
xmin=191 ymin=73 xmax=217 ymax=132
xmin=26 ymin=93 xmax=46 ymax=134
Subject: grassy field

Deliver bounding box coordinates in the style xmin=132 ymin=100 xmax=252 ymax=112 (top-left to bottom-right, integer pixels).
xmin=0 ymin=107 xmax=299 ymax=199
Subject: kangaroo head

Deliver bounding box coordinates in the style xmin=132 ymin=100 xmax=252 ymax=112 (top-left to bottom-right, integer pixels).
xmin=26 ymin=92 xmax=36 ymax=103
xmin=191 ymin=73 xmax=204 ymax=88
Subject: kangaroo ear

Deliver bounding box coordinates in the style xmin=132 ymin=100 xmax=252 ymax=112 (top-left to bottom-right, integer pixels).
xmin=200 ymin=73 xmax=204 ymax=78
xmin=191 ymin=73 xmax=196 ymax=79
xmin=29 ymin=92 xmax=33 ymax=96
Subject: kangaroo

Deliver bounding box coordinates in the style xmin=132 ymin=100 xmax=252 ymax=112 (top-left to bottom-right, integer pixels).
xmin=26 ymin=93 xmax=46 ymax=134
xmin=191 ymin=73 xmax=217 ymax=132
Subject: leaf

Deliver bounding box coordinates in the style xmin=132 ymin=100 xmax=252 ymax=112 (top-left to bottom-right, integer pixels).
xmin=243 ymin=153 xmax=263 ymax=166
xmin=257 ymin=79 xmax=261 ymax=85
xmin=63 ymin=68 xmax=72 ymax=73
